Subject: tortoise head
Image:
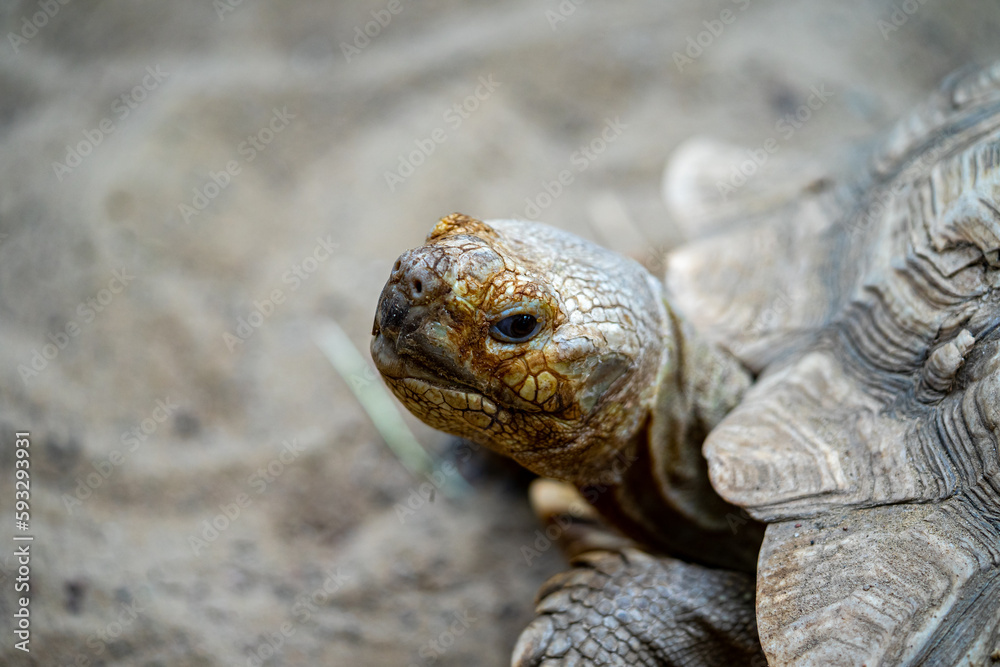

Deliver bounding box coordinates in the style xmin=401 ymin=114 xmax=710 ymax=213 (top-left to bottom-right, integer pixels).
xmin=371 ymin=213 xmax=668 ymax=483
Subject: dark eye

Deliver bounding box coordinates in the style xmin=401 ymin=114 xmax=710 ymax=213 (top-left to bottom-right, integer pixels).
xmin=490 ymin=313 xmax=542 ymax=343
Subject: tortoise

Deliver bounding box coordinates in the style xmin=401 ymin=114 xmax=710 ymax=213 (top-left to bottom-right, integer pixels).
xmin=370 ymin=62 xmax=1000 ymax=666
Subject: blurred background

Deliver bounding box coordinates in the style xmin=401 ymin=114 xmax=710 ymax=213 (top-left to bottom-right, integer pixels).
xmin=1 ymin=1 xmax=999 ymax=665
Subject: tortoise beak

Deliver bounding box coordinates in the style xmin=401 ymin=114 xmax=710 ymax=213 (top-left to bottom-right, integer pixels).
xmin=375 ymin=283 xmax=409 ymax=341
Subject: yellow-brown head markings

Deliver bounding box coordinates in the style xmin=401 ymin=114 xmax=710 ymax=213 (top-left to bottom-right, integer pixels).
xmin=371 ymin=214 xmax=667 ymax=481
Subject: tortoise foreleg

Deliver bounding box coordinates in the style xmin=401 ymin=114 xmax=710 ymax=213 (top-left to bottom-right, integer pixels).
xmin=512 ymin=548 xmax=765 ymax=667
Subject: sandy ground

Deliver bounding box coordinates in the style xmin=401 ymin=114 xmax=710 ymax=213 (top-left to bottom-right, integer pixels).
xmin=1 ymin=1 xmax=999 ymax=665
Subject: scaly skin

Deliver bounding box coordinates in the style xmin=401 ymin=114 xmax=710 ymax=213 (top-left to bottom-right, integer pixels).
xmin=373 ymin=213 xmax=667 ymax=485
xmin=513 ymin=549 xmax=765 ymax=667
xmin=372 ymin=213 xmax=766 ymax=664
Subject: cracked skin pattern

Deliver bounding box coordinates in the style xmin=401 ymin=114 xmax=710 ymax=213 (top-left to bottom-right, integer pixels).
xmin=372 ymin=213 xmax=767 ymax=666
xmin=373 ymin=213 xmax=663 ymax=484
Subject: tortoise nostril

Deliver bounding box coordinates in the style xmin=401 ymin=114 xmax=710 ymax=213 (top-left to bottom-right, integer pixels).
xmin=393 ymin=248 xmax=445 ymax=302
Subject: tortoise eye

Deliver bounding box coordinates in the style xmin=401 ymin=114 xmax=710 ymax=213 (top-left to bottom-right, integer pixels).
xmin=490 ymin=313 xmax=543 ymax=343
